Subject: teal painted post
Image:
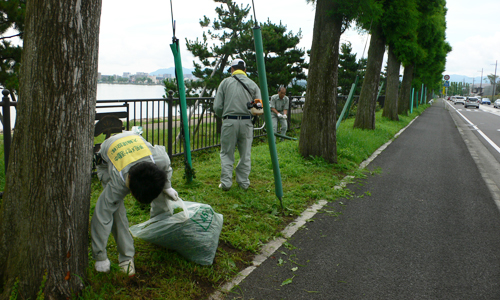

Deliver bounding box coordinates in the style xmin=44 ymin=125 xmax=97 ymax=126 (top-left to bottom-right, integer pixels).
xmin=410 ymin=88 xmax=414 ymax=114
xmin=253 ymin=26 xmax=284 ymax=207
xmin=336 ymin=75 xmax=359 ymax=131
xmin=170 ymin=41 xmax=193 ymax=183
xmin=377 ymin=81 xmax=385 ymax=98
xmin=420 ymin=83 xmax=424 ymax=104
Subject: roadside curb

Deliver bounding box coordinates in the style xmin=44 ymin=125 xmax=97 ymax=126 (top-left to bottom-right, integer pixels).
xmin=209 ymin=109 xmax=423 ymax=300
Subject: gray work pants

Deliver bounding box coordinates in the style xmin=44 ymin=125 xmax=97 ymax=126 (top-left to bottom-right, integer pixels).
xmin=92 ymin=164 xmax=172 ymax=263
xmin=272 ymin=114 xmax=288 ymax=136
xmin=91 ymin=163 xmax=135 ymax=263
xmin=220 ymin=118 xmax=253 ymax=189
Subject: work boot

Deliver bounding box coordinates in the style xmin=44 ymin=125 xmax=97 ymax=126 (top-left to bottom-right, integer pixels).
xmin=95 ymin=258 xmax=110 ymax=273
xmin=119 ymin=259 xmax=135 ymax=277
xmin=218 ymin=183 xmax=230 ymax=191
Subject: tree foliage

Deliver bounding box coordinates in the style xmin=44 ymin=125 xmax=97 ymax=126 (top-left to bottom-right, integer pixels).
xmin=239 ymin=19 xmax=308 ymax=95
xmin=412 ymin=0 xmax=451 ymax=93
xmin=0 ymin=0 xmax=25 ymax=94
xmin=186 ymin=0 xmax=308 ymax=97
xmin=354 ymin=0 xmax=450 ymax=127
xmin=486 ymin=74 xmax=499 ymax=85
xmin=338 ymin=42 xmax=358 ymax=96
xmin=186 ymin=0 xmax=251 ymax=97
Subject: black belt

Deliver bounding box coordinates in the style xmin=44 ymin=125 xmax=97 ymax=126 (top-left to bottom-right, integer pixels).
xmin=223 ymin=115 xmax=251 ymax=120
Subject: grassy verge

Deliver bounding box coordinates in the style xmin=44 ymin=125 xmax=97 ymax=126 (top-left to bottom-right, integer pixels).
xmin=0 ymin=104 xmax=429 ymax=299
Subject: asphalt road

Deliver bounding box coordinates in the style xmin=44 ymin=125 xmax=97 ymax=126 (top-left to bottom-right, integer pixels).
xmin=445 ymin=101 xmax=500 ymax=162
xmin=226 ymin=98 xmax=500 ymax=300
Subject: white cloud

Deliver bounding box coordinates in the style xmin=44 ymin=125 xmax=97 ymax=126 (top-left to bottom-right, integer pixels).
xmin=97 ymin=0 xmax=500 ymax=77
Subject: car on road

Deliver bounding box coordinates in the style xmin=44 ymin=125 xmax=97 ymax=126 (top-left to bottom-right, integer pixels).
xmin=464 ymin=97 xmax=480 ymax=109
xmin=494 ymin=99 xmax=500 ymax=108
xmin=454 ymin=96 xmax=466 ymax=105
xmin=481 ymin=98 xmax=491 ymax=105
xmin=291 ymin=97 xmax=305 ymax=108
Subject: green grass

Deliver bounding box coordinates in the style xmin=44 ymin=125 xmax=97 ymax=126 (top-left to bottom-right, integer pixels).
xmin=0 ymin=104 xmax=429 ymax=299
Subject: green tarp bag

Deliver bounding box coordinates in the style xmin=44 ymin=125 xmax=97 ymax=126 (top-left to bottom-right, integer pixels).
xmin=129 ymin=199 xmax=223 ymax=265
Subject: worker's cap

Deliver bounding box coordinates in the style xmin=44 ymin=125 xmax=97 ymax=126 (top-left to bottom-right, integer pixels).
xmin=231 ymin=59 xmax=246 ymax=69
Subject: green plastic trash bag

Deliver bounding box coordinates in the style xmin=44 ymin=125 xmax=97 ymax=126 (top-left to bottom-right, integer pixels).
xmin=129 ymin=199 xmax=223 ymax=265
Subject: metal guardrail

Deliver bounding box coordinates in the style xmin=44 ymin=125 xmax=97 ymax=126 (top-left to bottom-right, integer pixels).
xmin=0 ymin=89 xmax=304 ymax=172
xmin=0 ymin=89 xmax=385 ymax=173
xmin=95 ymin=91 xmax=303 ymax=158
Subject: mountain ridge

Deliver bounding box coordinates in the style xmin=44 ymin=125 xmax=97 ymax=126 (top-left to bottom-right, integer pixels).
xmin=447 ymin=74 xmax=493 ymax=85
xmin=150 ymin=67 xmax=194 ymax=76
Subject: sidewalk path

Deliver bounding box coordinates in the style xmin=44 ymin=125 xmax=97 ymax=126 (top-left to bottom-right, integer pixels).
xmin=225 ymin=99 xmax=500 ymax=299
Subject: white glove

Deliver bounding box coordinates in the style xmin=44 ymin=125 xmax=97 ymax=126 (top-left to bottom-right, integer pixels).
xmin=281 ymin=114 xmax=287 ymax=119
xmin=164 ymin=187 xmax=179 ymax=200
xmin=95 ymin=258 xmax=110 ymax=273
xmin=277 ymin=113 xmax=283 ymax=118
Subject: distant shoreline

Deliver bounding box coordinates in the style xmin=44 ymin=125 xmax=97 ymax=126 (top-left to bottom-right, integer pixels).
xmin=97 ymin=82 xmax=164 ymax=86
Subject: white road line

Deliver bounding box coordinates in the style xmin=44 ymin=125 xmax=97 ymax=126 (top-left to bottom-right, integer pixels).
xmin=446 ymin=101 xmax=500 ymax=154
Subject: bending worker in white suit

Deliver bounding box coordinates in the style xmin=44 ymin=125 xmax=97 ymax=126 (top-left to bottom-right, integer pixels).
xmin=91 ymin=131 xmax=178 ymax=276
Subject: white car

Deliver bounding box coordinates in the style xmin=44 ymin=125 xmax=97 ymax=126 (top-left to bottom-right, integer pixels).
xmin=464 ymin=97 xmax=480 ymax=109
xmin=493 ymin=99 xmax=500 ymax=108
xmin=454 ymin=96 xmax=466 ymax=105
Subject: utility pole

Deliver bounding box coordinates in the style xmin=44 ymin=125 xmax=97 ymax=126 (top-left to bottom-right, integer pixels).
xmin=479 ymin=68 xmax=483 ymax=95
xmin=492 ymin=60 xmax=498 ymax=101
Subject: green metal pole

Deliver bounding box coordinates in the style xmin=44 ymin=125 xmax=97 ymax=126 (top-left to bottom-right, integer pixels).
xmin=377 ymin=81 xmax=385 ymax=98
xmin=253 ymin=26 xmax=284 ymax=207
xmin=410 ymin=88 xmax=414 ymax=114
xmin=274 ymin=132 xmax=297 ymax=140
xmin=420 ymin=83 xmax=424 ymax=104
xmin=336 ymin=75 xmax=359 ymax=131
xmin=170 ymin=41 xmax=194 ymax=183
xmin=416 ymin=91 xmax=419 ymax=108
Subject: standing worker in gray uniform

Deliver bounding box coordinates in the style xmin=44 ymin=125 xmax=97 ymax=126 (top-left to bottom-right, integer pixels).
xmin=270 ymin=86 xmax=289 ymax=138
xmin=213 ymin=58 xmax=262 ymax=191
xmin=91 ymin=131 xmax=179 ymax=276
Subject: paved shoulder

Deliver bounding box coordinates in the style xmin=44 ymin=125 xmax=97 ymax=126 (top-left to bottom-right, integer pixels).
xmin=228 ymin=99 xmax=500 ymax=300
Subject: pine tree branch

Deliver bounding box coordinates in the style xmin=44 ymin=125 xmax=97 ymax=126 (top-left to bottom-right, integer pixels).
xmin=0 ymin=33 xmax=22 ymax=40
xmin=0 ymin=56 xmax=16 ymax=60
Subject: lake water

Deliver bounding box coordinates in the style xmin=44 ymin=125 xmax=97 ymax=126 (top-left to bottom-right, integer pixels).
xmin=2 ymin=84 xmax=170 ymax=131
xmin=97 ymin=83 xmax=166 ymax=100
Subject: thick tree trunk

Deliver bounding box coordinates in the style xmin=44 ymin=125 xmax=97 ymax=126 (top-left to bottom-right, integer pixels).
xmin=298 ymin=0 xmax=342 ymax=164
xmin=353 ymin=26 xmax=386 ymax=130
xmin=0 ymin=0 xmax=101 ymax=298
xmin=426 ymin=87 xmax=432 ymax=103
xmin=382 ymin=45 xmax=400 ymax=121
xmin=398 ymin=63 xmax=414 ymax=115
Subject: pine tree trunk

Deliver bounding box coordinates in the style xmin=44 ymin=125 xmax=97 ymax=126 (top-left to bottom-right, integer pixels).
xmin=0 ymin=0 xmax=101 ymax=298
xmin=398 ymin=64 xmax=414 ymax=115
xmin=298 ymin=0 xmax=342 ymax=164
xmin=382 ymin=45 xmax=400 ymax=121
xmin=353 ymin=26 xmax=386 ymax=130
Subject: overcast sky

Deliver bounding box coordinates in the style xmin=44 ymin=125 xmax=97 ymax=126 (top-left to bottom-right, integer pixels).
xmin=98 ymin=0 xmax=500 ymax=79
